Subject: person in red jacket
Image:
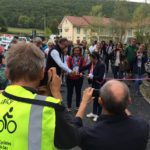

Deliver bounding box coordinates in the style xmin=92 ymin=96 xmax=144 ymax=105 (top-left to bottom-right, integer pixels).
xmin=66 ymin=45 xmax=86 ymax=112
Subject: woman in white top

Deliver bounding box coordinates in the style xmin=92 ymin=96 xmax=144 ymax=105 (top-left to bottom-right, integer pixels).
xmin=111 ymin=42 xmax=124 ymax=79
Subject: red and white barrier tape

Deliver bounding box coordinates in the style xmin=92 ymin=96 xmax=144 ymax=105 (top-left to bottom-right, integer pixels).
xmin=81 ymin=74 xmax=150 ymax=85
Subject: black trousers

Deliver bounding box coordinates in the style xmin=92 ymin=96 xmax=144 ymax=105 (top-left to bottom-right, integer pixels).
xmin=127 ymin=61 xmax=134 ymax=74
xmin=66 ymin=78 xmax=83 ymax=108
xmin=93 ymin=97 xmax=102 ymax=115
xmin=105 ymin=55 xmax=111 ymax=73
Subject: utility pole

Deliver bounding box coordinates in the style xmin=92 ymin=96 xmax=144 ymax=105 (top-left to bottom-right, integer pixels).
xmin=44 ymin=14 xmax=46 ymax=31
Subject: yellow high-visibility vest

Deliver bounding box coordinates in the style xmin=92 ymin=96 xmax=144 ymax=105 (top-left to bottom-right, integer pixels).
xmin=0 ymin=85 xmax=62 ymax=150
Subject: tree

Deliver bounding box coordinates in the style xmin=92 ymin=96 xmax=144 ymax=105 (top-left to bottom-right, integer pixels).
xmin=44 ymin=27 xmax=52 ymax=37
xmin=28 ymin=17 xmax=35 ymax=28
xmin=111 ymin=0 xmax=130 ymax=41
xmin=48 ymin=19 xmax=61 ymax=34
xmin=133 ymin=4 xmax=150 ymax=49
xmin=89 ymin=5 xmax=104 ymax=41
xmin=0 ymin=16 xmax=8 ymax=32
xmin=18 ymin=15 xmax=30 ymax=28
xmin=90 ymin=5 xmax=103 ymax=17
xmin=0 ymin=0 xmax=144 ymax=32
xmin=133 ymin=4 xmax=149 ymax=28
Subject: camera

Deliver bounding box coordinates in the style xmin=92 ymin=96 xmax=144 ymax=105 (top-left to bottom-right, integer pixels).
xmin=92 ymin=89 xmax=100 ymax=97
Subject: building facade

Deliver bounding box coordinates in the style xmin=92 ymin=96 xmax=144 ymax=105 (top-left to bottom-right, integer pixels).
xmin=58 ymin=16 xmax=90 ymax=43
xmin=58 ymin=16 xmax=150 ymax=44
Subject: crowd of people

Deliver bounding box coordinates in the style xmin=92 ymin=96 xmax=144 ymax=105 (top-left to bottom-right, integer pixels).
xmin=0 ymin=37 xmax=150 ymax=108
xmin=0 ymin=36 xmax=150 ymax=150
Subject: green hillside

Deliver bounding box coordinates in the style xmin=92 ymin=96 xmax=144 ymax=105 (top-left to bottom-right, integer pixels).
xmin=0 ymin=0 xmax=141 ymax=33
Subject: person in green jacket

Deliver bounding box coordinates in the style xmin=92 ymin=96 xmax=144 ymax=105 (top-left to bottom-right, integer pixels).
xmin=125 ymin=38 xmax=138 ymax=76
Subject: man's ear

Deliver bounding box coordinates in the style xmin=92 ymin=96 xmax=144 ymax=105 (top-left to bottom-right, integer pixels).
xmin=98 ymin=97 xmax=103 ymax=106
xmin=40 ymin=67 xmax=45 ymax=80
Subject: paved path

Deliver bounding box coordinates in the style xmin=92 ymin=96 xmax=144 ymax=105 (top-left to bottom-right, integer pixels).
xmin=61 ymin=74 xmax=150 ymax=150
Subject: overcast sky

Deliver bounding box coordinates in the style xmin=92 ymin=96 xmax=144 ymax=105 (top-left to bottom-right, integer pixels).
xmin=127 ymin=0 xmax=150 ymax=3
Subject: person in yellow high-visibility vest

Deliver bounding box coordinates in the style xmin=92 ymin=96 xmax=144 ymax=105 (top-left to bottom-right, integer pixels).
xmin=0 ymin=42 xmax=80 ymax=150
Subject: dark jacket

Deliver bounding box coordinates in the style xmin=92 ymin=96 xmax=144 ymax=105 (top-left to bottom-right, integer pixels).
xmin=41 ymin=45 xmax=62 ymax=85
xmin=46 ymin=45 xmax=62 ymax=76
xmin=80 ymin=61 xmax=105 ymax=89
xmin=110 ymin=49 xmax=125 ymax=66
xmin=74 ymin=113 xmax=149 ymax=150
xmin=133 ymin=53 xmax=148 ymax=75
xmin=125 ymin=45 xmax=138 ymax=63
xmin=0 ymin=64 xmax=8 ymax=90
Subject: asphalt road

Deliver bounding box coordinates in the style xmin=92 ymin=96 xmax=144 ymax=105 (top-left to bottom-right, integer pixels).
xmin=61 ymin=73 xmax=150 ymax=150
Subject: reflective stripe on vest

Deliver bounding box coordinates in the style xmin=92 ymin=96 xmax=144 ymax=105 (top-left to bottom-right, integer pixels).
xmin=29 ymin=95 xmax=47 ymax=150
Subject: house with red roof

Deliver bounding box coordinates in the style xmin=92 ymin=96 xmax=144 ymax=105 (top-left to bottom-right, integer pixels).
xmin=58 ymin=16 xmax=150 ymax=43
xmin=58 ymin=16 xmax=115 ymax=43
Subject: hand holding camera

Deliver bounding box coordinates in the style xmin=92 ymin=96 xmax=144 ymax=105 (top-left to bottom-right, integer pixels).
xmin=48 ymin=67 xmax=62 ymax=100
xmin=81 ymin=87 xmax=94 ymax=105
xmin=92 ymin=89 xmax=100 ymax=97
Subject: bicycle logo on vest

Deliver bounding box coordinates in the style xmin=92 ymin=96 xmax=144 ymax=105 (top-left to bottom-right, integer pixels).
xmin=0 ymin=107 xmax=17 ymax=133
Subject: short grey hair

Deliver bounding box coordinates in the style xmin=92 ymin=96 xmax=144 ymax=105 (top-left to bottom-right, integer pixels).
xmin=33 ymin=37 xmax=42 ymax=43
xmin=6 ymin=42 xmax=45 ymax=82
xmin=100 ymin=81 xmax=130 ymax=114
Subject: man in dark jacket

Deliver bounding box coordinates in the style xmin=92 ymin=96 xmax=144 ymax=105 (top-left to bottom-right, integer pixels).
xmin=75 ymin=80 xmax=149 ymax=150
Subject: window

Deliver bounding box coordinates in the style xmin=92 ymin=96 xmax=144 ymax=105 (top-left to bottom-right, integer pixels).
xmin=64 ymin=27 xmax=69 ymax=32
xmin=77 ymin=27 xmax=80 ymax=34
xmin=83 ymin=37 xmax=86 ymax=40
xmin=65 ymin=29 xmax=69 ymax=32
xmin=128 ymin=29 xmax=132 ymax=36
xmin=84 ymin=29 xmax=87 ymax=34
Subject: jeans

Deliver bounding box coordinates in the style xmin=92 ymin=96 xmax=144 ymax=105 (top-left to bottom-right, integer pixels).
xmin=66 ymin=78 xmax=83 ymax=108
xmin=134 ymin=74 xmax=144 ymax=93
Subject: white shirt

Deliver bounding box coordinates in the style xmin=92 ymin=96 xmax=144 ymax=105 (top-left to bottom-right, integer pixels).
xmin=137 ymin=54 xmax=143 ymax=68
xmin=50 ymin=49 xmax=72 ymax=73
xmin=89 ymin=45 xmax=96 ymax=53
xmin=44 ymin=48 xmax=49 ymax=55
xmin=107 ymin=46 xmax=113 ymax=54
xmin=115 ymin=51 xmax=120 ymax=66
